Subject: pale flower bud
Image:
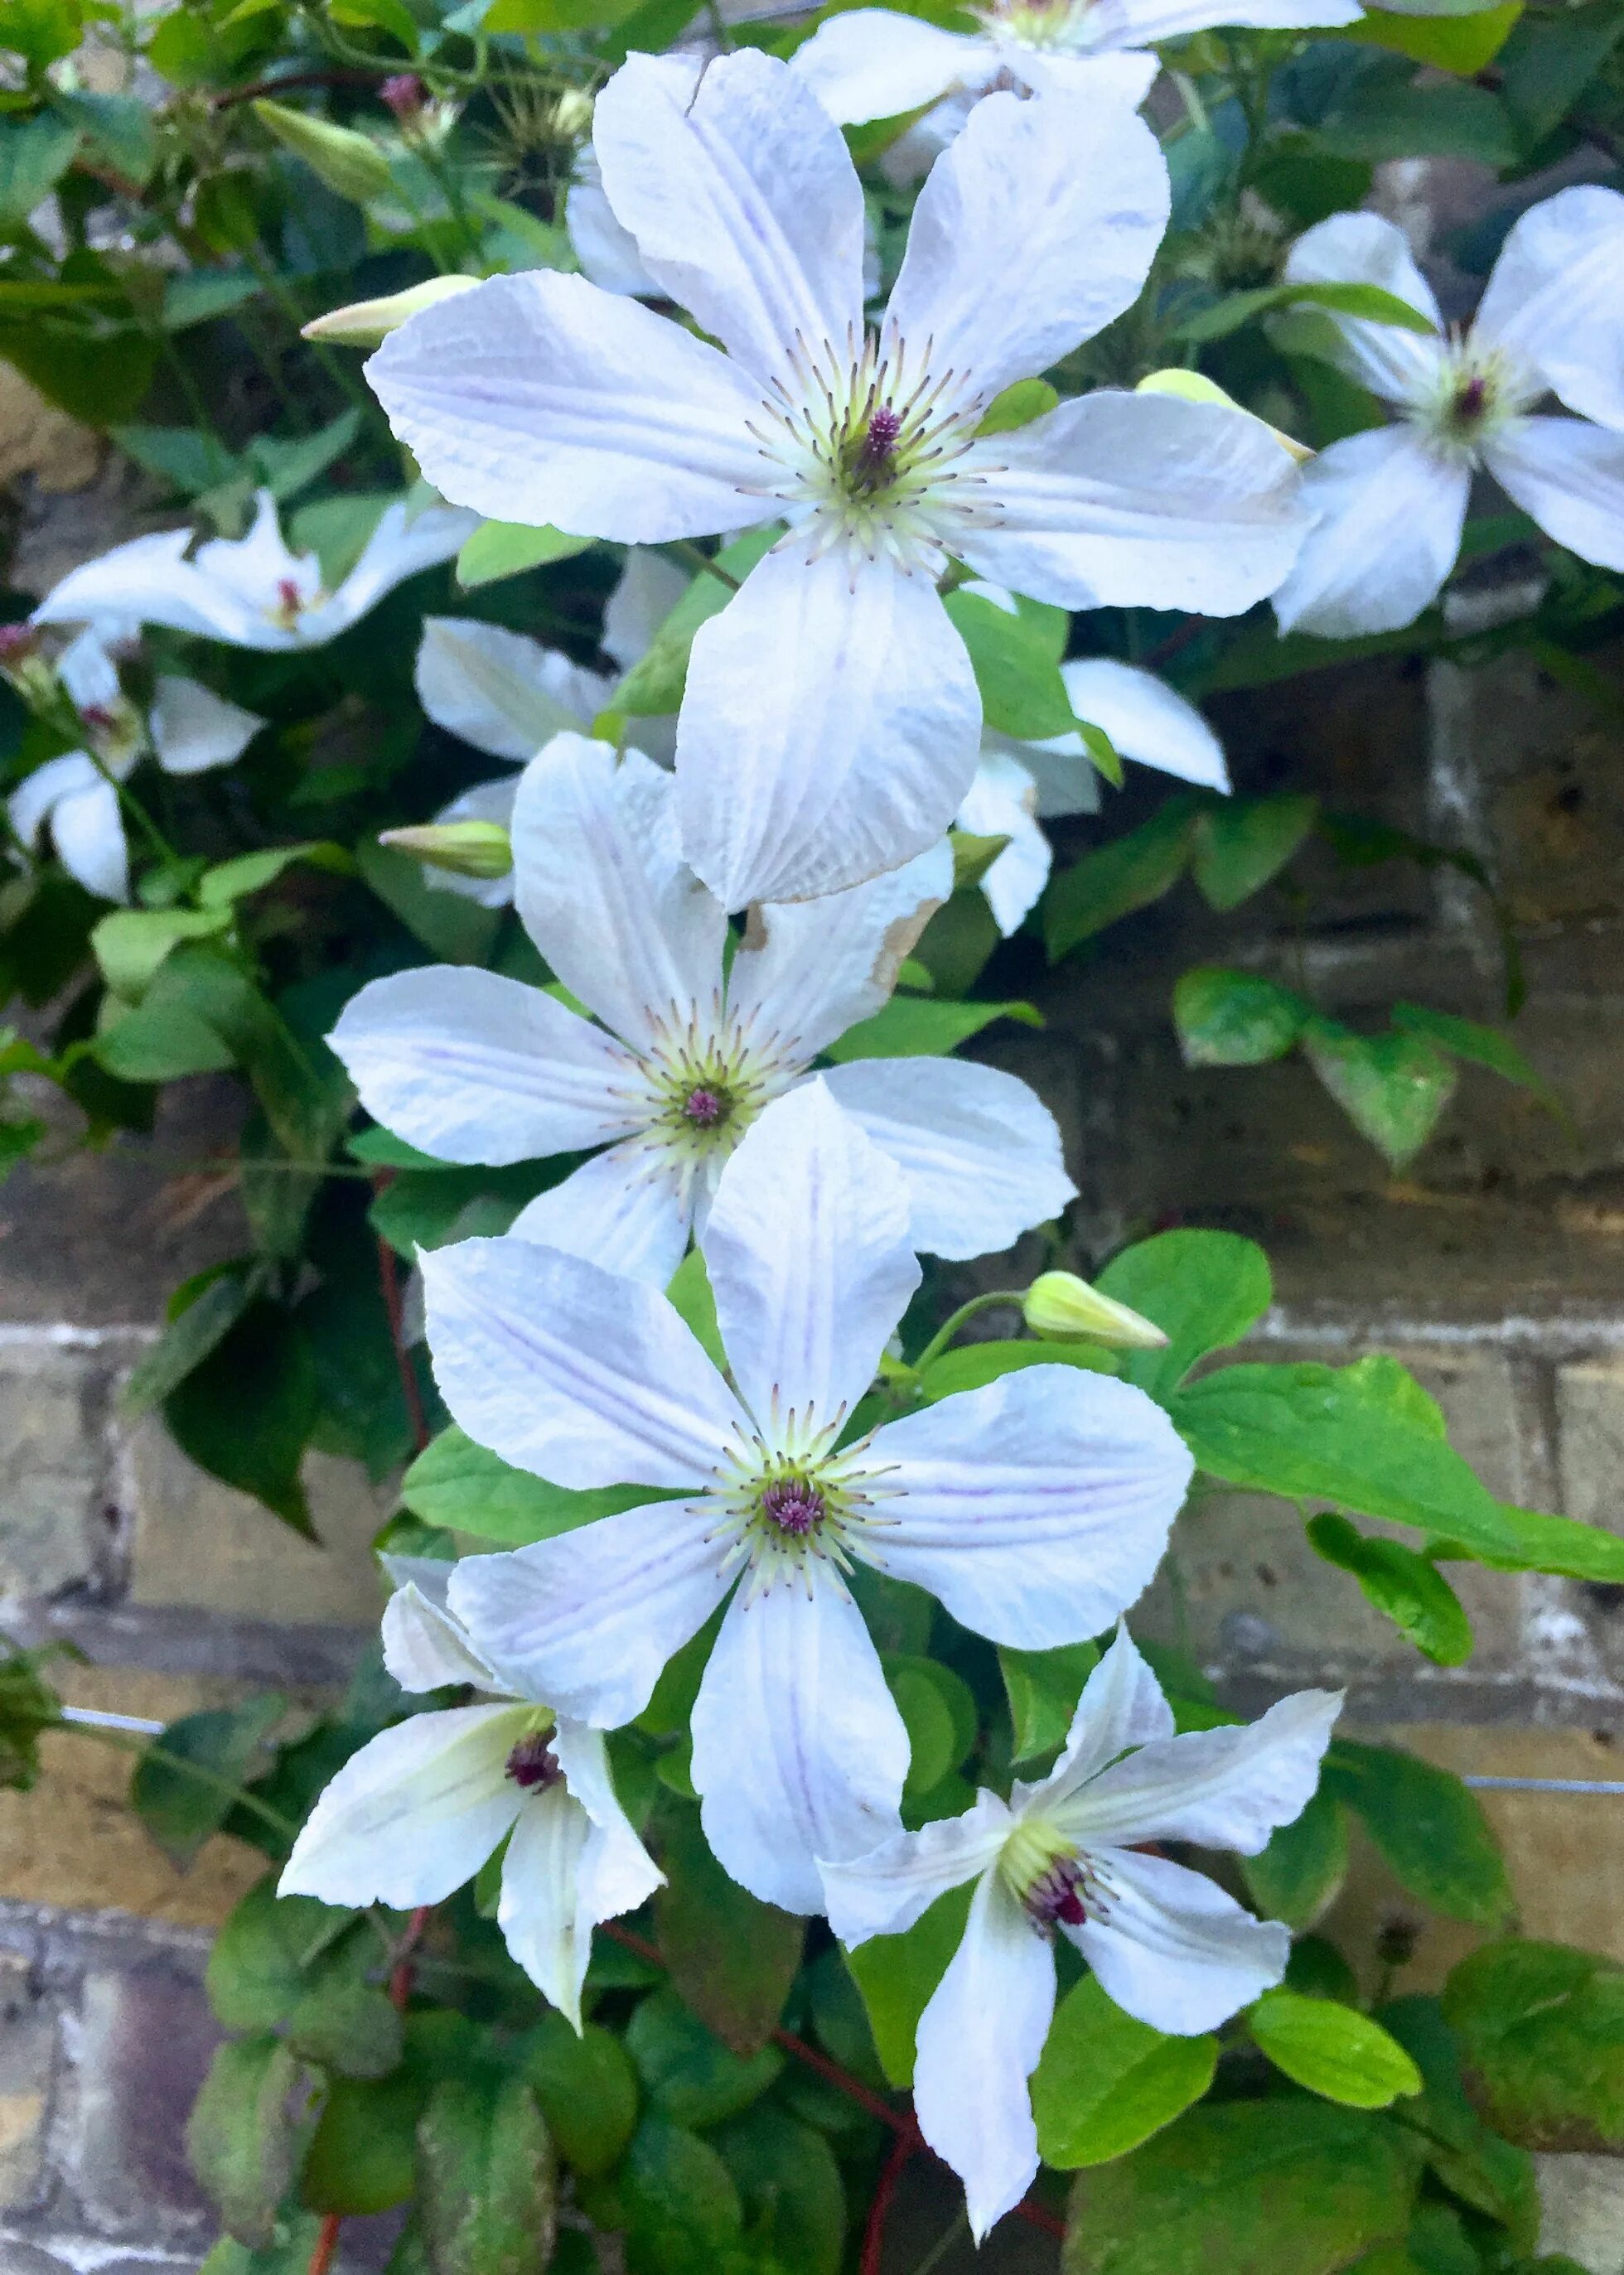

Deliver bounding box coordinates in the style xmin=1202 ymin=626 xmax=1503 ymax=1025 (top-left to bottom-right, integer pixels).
xmin=380 ymin=820 xmax=513 ymax=881
xmin=1022 ymin=1271 xmax=1168 ymax=1350
xmin=302 ymin=273 xmax=481 ymax=347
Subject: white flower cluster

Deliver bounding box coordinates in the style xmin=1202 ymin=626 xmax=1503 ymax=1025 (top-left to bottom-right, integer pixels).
xmin=17 ymin=36 xmax=1624 ymax=2239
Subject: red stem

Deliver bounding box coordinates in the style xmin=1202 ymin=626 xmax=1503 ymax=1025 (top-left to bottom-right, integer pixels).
xmin=861 ymin=2122 xmax=919 ymax=2275
xmin=307 ymin=2212 xmax=343 ymax=2275
xmin=214 ymin=66 xmax=384 ymax=110
xmin=390 ymin=1904 xmax=432 ymax=2011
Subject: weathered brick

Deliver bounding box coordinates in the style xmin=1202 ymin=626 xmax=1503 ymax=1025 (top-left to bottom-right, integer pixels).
xmin=124 ymin=1422 xmax=395 ymax=1629
xmin=1555 ymin=1357 xmax=1624 ymax=1539
xmin=1535 ymin=2152 xmax=1624 ymax=2274
xmin=0 ymin=1954 xmax=54 ymax=2215
xmin=66 ymin=1956 xmax=220 ymax=2236
xmin=0 ymin=1343 xmax=116 ymax=1601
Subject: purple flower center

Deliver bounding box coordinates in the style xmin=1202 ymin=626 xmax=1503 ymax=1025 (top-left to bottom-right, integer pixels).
xmin=761 ymin=1477 xmax=826 ymax=1537
xmin=0 ymin=624 xmax=39 ymax=664
xmin=381 ymin=73 xmax=425 ymax=119
xmin=505 ymin=1733 xmax=563 ymax=1790
xmin=1451 ymin=374 xmax=1489 ymax=430
xmin=853 ymin=405 xmax=904 ymax=488
xmin=681 ymin=1085 xmax=730 ymax=1128
xmin=276 ymin=577 xmax=304 ymax=622
xmin=1023 ymin=1857 xmax=1089 ymax=1931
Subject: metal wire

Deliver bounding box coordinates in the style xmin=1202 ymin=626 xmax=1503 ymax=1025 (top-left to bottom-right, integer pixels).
xmin=59 ymin=1705 xmax=167 ymax=1736
xmin=1463 ymin=1774 xmax=1624 ymax=1794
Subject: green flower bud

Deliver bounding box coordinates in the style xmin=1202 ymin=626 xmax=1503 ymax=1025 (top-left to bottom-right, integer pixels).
xmin=1022 ymin=1271 xmax=1168 ymax=1350
xmin=253 ymin=99 xmax=394 ymax=207
xmin=302 ymin=273 xmax=481 ymax=349
xmin=380 ymin=820 xmax=513 ymax=881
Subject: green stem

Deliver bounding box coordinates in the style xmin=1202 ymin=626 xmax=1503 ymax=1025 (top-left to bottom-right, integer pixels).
xmin=667 ymin=539 xmax=741 ymax=592
xmin=60 ymin=1719 xmax=300 ymax=1844
xmin=911 ymin=1290 xmax=1027 ymax=1378
xmin=247 ymin=251 xmax=385 ymax=433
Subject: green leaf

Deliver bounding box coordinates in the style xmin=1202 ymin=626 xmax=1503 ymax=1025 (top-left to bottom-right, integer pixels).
xmin=1389 ymin=1002 xmax=1562 ymax=1114
xmin=1377 ymin=1996 xmax=1538 ymax=2244
xmin=975 ymin=376 xmax=1060 ymax=435
xmin=1034 ymin=1976 xmax=1217 ymax=2167
xmin=1044 ymin=799 xmax=1199 ymax=959
xmin=999 ymin=1640 xmax=1099 ymax=1761
xmin=1325 ymin=1741 xmax=1512 ymax=1926
xmin=1194 ymin=795 xmax=1318 ymax=910
xmin=0 ymin=318 xmax=156 ymax=427
xmin=329 ymin=0 xmax=420 ymax=46
xmin=664 ymin=1248 xmax=727 ymax=1373
xmin=1248 ymin=1992 xmax=1423 ymax=2109
xmin=0 ymin=1642 xmax=65 ymax=1794
xmin=3 ymin=0 xmax=90 ymax=71
xmin=843 ymin=1883 xmax=972 ymax=2089
xmin=520 ymin=2013 xmax=640 ymax=2179
xmin=655 ymin=1804 xmax=803 ymax=2057
xmin=1317 ymin=80 xmax=1520 ymax=166
xmin=92 ymin=906 xmax=234 ymax=997
xmin=943 ymin=587 xmax=1075 ymax=739
xmin=885 ymin=1653 xmax=977 ymax=1795
xmin=0 ymin=113 xmax=80 ymax=224
xmin=1303 ymin=1021 xmax=1457 ymax=1167
xmin=164 ymin=1298 xmax=320 ymax=1534
xmin=357 ymin=838 xmax=501 ymax=964
xmin=1061 ymin=2097 xmax=1422 ymax=2275
xmin=821 ymin=992 xmax=1042 ymax=1061
xmin=199 ymin=842 xmax=349 ymax=909
xmin=1341 ymin=3 xmax=1522 ymax=75
xmin=248 ymin=413 xmax=362 ymax=505
xmin=455 ymin=520 xmax=594 ymax=588
xmin=1174 ymin=967 xmax=1312 ymax=1066
xmin=415 ymin=2073 xmax=556 ymax=2275
xmin=53 ymin=89 xmax=158 ymax=185
xmin=1241 ymin=1789 xmax=1349 ymax=1930
xmin=1496 ymin=0 xmax=1624 ymax=142
xmin=113 ymin=421 xmax=236 ymax=495
xmin=626 ymin=1987 xmax=783 ymax=2129
xmin=1442 ymin=1939 xmax=1624 ymax=2153
xmin=1456 ymin=1501 xmax=1624 ymax=1584
xmin=130 ymin=1695 xmax=286 ymax=1867
xmin=302 ymin=2070 xmax=420 ymax=2215
xmin=1169 ymin=278 xmax=1440 ymax=345
xmin=92 ymin=958 xmax=240 ymax=1082
xmin=613 ymin=529 xmax=778 ymax=716
xmin=120 ymin=1268 xmax=252 ymax=1418
xmin=253 ymin=98 xmax=393 ymax=204
xmin=186 ymin=2035 xmax=311 ymax=2249
xmin=620 ymin=2116 xmax=743 ymax=2275
xmin=401 ymin=1424 xmax=663 ymax=1545
xmin=918 ymin=1339 xmax=1119 ymax=1400
xmin=1307 ymin=1512 xmax=1473 ymax=1666
xmin=714 ymin=2107 xmax=846 ymax=2275
xmin=206 ymin=1875 xmax=351 ymax=2030
xmin=162 ymin=268 xmax=263 ymax=331
xmin=1096 ymin=1227 xmax=1274 ymax=1402
xmin=1167 ymin=1358 xmax=1531 ymax=1564
xmin=287 ymin=1964 xmax=404 ymax=2080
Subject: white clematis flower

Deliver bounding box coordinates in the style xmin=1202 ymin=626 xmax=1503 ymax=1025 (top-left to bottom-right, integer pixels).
xmin=957 ymin=587 xmax=1228 ymax=934
xmin=433 ymin=1084 xmax=1194 ymax=1915
xmin=279 ymin=1558 xmax=662 ymax=2028
xmin=6 ymin=628 xmax=263 ymax=903
xmin=365 ymin=50 xmax=1306 ymax=908
xmin=411 ymin=548 xmax=688 ymax=906
xmin=332 ymin=731 xmax=1075 ymax=1283
xmin=1273 ymin=190 xmax=1624 ymax=637
xmin=821 ymin=1625 xmax=1340 ymax=2238
xmin=31 ymin=486 xmax=476 ymax=653
xmin=792 ymin=0 xmax=1360 ymax=181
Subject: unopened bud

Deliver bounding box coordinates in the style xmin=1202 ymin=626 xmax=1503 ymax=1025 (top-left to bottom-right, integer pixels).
xmin=303 ymin=273 xmax=481 ymax=346
xmin=1136 ymin=368 xmax=1313 ymax=464
xmin=379 ymin=819 xmax=513 ymax=881
xmin=380 ymin=74 xmax=426 ymax=123
xmin=0 ymin=623 xmax=57 ymax=708
xmin=951 ymin=828 xmax=1011 ymax=892
xmin=553 ymin=89 xmax=595 ymax=141
xmin=253 ymin=98 xmax=394 ymax=206
xmin=1022 ymin=1271 xmax=1168 ymax=1350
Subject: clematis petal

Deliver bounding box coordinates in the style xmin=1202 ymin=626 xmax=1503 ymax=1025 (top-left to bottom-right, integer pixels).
xmin=863 ymin=1366 xmax=1192 ymax=1646
xmin=415 ymin=617 xmax=607 ymax=761
xmin=278 ymin=1704 xmax=526 ymax=1908
xmin=1283 ymin=210 xmax=1445 ymax=406
xmin=885 ymin=89 xmax=1167 ymax=403
xmin=819 ymin=1055 xmax=1075 ymax=1259
xmin=1061 ymin=1685 xmax=1341 ymax=1852
xmin=1014 ymin=51 xmax=1162 ymax=107
xmin=1067 ymin=1848 xmax=1289 ymax=2034
xmin=679 ymin=540 xmax=980 ymax=909
xmin=961 ymin=391 xmax=1307 ymax=615
xmin=1271 ymin=425 xmax=1468 ymax=637
xmin=448 ymin=1500 xmax=729 ymax=1727
xmin=150 ymin=676 xmax=264 ymax=775
xmin=366 ymin=271 xmax=778 ymax=543
xmin=550 ymin=1718 xmax=666 ymax=1914
xmin=498 ymin=1782 xmax=595 ymax=2023
xmin=426 ymin=775 xmax=520 ymax=910
xmin=703 ymin=1081 xmax=919 ymax=1437
xmin=1484 ymin=417 xmax=1624 ymax=574
xmin=421 ymin=1234 xmax=747 ymax=1489
xmin=507 ymin=1142 xmax=694 ymax=1289
xmin=511 ymin=733 xmax=727 ymax=1049
xmin=9 ymin=750 xmax=102 ymax=849
xmin=1112 ymin=0 xmax=1361 ymax=42
xmin=311 ymin=499 xmax=477 ymax=640
xmin=381 ymin=1569 xmax=508 ymax=1695
xmin=819 ymin=1786 xmax=1012 ymax=1944
xmin=56 ymin=628 xmax=123 ymax=714
xmin=1027 ymin=1622 xmax=1172 ymax=1812
xmin=602 ymin=546 xmax=690 ymax=674
xmin=1472 ymin=185 xmax=1624 ymax=428
xmin=955 ymin=750 xmax=1051 ymax=935
xmin=725 ymin=838 xmax=953 ymax=1061
xmin=46 ymin=775 xmax=130 ymax=902
xmin=913 ymin=1871 xmax=1056 ymax=2242
xmin=567 ymin=152 xmax=658 ymax=297
xmin=791 ymin=11 xmax=987 ymax=123
xmin=689 ymin=1571 xmax=911 ymax=1912
xmin=196 ymin=490 xmax=311 ymax=610
xmin=592 ymin=51 xmax=866 ymax=389
xmin=31 ymin=529 xmax=270 ymax=645
xmin=1060 ymin=658 xmax=1229 ymax=791
xmin=329 ymin=965 xmax=641 ymax=1164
